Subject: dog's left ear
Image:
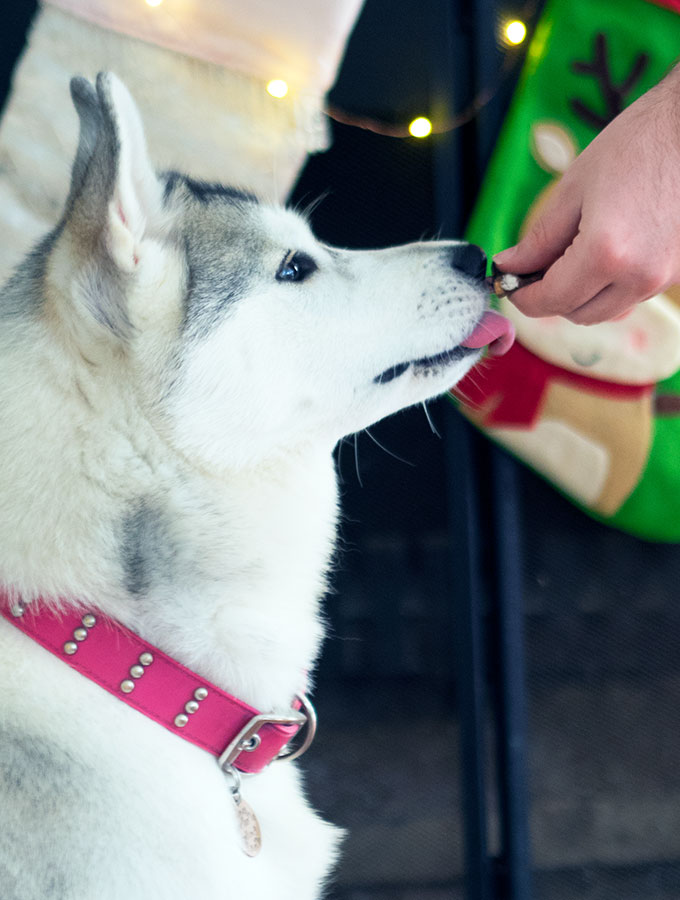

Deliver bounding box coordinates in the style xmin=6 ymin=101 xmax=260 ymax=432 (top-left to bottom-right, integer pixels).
xmin=66 ymin=72 xmax=163 ymax=276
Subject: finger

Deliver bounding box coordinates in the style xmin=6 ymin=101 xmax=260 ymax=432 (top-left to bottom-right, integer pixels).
xmin=493 ymin=177 xmax=582 ymax=274
xmin=508 ymin=234 xmax=612 ymax=318
xmin=564 ymin=285 xmax=639 ymax=325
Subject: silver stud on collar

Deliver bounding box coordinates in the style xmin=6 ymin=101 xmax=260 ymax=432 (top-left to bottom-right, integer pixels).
xmin=10 ymin=601 xmax=25 ymax=618
xmin=120 ymin=679 xmax=135 ymax=693
xmin=173 ymin=687 xmax=208 ymax=727
xmin=130 ymin=665 xmax=145 ymax=679
xmin=139 ymin=652 xmax=154 ymax=667
xmin=69 ymin=614 xmax=96 ymax=649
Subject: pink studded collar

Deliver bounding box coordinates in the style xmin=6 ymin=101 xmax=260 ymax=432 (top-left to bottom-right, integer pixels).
xmin=0 ymin=595 xmax=315 ymax=775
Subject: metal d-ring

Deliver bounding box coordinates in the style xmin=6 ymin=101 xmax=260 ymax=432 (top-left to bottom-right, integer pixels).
xmin=276 ymin=693 xmax=317 ymax=762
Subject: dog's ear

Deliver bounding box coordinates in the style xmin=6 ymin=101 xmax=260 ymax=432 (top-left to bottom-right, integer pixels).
xmin=66 ymin=77 xmax=104 ymax=213
xmin=67 ymin=72 xmax=162 ymax=272
xmin=64 ymin=73 xmax=163 ymax=336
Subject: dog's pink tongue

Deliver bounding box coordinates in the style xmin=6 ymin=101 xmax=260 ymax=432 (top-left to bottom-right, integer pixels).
xmin=461 ymin=310 xmax=515 ymax=357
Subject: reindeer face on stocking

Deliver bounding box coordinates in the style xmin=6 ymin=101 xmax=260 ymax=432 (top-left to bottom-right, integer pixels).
xmin=455 ymin=0 xmax=680 ymax=541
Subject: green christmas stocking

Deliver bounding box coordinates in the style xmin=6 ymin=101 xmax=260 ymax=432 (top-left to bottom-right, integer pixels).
xmin=453 ymin=0 xmax=680 ymax=542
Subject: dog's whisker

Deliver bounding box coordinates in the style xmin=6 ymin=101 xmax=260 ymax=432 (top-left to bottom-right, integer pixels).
xmin=291 ymin=190 xmax=331 ymax=221
xmin=421 ymin=401 xmax=441 ymax=438
xmin=452 ymin=386 xmax=474 ymax=405
xmin=463 ymin=369 xmax=483 ymax=391
xmin=353 ymin=433 xmax=364 ymax=488
xmin=457 ymin=370 xmax=484 ymax=398
xmin=363 ymin=427 xmax=415 ymax=466
xmin=302 ymin=190 xmax=331 ymax=220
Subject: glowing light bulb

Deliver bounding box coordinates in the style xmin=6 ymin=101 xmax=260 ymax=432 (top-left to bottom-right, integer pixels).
xmin=267 ymin=79 xmax=289 ymax=99
xmin=409 ymin=116 xmax=432 ymax=138
xmin=505 ymin=19 xmax=527 ymax=45
xmin=145 ymin=0 xmax=163 ymax=7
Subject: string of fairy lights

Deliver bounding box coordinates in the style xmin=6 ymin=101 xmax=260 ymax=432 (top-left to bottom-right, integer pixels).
xmin=142 ymin=0 xmax=530 ymax=139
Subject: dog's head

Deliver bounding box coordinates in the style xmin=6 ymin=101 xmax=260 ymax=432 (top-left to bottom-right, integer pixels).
xmin=45 ymin=73 xmax=511 ymax=469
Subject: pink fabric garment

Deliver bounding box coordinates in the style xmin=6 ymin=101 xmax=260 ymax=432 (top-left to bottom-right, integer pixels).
xmin=0 ymin=598 xmax=303 ymax=773
xmin=44 ymin=0 xmax=365 ymax=94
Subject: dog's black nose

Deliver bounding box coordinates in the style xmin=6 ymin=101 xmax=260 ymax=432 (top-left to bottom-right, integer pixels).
xmin=451 ymin=243 xmax=487 ymax=280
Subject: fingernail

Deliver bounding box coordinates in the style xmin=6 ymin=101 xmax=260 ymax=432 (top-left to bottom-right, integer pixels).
xmin=493 ymin=246 xmax=517 ymax=265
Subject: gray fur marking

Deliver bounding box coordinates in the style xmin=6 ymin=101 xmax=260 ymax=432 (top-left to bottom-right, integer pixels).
xmin=181 ymin=235 xmax=253 ymax=339
xmin=120 ymin=497 xmax=175 ymax=597
xmin=65 ymin=76 xmax=104 ymax=215
xmin=162 ymin=170 xmax=257 ymax=206
xmin=160 ymin=172 xmax=266 ymax=340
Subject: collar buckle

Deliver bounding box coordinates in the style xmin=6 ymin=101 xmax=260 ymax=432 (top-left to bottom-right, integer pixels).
xmin=218 ymin=692 xmax=317 ymax=771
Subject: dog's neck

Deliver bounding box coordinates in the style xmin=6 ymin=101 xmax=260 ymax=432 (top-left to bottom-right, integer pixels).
xmin=122 ymin=446 xmax=340 ymax=713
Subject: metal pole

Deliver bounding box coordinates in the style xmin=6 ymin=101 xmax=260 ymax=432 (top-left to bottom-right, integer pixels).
xmin=433 ymin=2 xmax=494 ymax=896
xmin=435 ymin=2 xmax=532 ymax=897
xmin=470 ymin=0 xmax=533 ymax=891
xmin=488 ymin=447 xmax=533 ymax=899
xmin=444 ymin=414 xmax=494 ymax=900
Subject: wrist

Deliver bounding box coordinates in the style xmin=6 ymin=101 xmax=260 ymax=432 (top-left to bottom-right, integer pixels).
xmin=644 ymin=64 xmax=680 ymax=139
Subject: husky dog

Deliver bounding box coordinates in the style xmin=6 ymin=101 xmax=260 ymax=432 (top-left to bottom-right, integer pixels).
xmin=0 ymin=74 xmax=512 ymax=899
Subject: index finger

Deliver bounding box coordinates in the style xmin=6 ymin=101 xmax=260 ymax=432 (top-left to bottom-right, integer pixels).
xmin=508 ymin=234 xmax=612 ymax=318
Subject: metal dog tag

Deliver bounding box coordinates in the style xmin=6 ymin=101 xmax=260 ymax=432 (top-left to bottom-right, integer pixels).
xmin=233 ymin=794 xmax=262 ymax=857
xmin=223 ymin=763 xmax=262 ymax=857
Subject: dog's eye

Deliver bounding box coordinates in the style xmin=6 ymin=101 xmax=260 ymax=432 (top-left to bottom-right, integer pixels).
xmin=276 ymin=251 xmax=317 ymax=283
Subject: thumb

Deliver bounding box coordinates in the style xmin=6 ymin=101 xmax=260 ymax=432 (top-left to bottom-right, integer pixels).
xmin=493 ymin=179 xmax=582 ymax=274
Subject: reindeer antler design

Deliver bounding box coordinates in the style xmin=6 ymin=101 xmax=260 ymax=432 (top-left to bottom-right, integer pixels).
xmin=570 ymin=33 xmax=649 ymax=132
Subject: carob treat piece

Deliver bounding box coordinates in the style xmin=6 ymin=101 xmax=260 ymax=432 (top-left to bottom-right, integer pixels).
xmin=485 ymin=261 xmax=544 ymax=298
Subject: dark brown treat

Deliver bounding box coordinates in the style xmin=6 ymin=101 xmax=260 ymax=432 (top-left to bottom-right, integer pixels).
xmin=485 ymin=262 xmax=544 ymax=298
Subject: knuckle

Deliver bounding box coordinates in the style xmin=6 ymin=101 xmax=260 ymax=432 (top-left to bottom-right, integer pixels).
xmin=589 ymin=234 xmax=663 ymax=295
xmin=632 ymin=266 xmax=666 ymax=298
xmin=590 ymin=233 xmax=628 ymax=273
xmin=567 ymin=306 xmax=601 ymax=326
xmin=565 ymin=309 xmax=586 ymax=325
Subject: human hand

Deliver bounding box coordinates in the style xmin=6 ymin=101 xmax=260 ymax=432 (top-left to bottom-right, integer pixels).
xmin=493 ymin=66 xmax=680 ymax=324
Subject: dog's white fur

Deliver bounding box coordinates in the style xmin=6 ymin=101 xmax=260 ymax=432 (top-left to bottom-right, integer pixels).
xmin=0 ymin=74 xmax=490 ymax=899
